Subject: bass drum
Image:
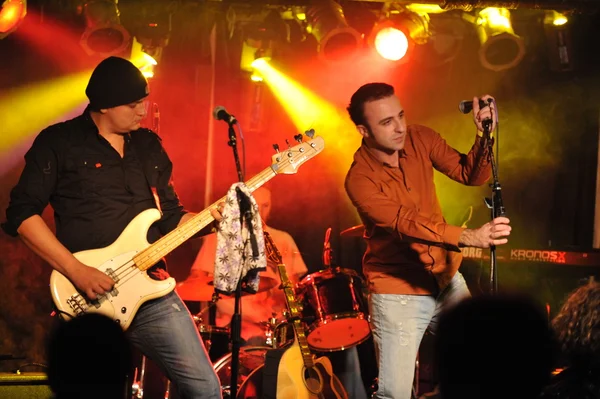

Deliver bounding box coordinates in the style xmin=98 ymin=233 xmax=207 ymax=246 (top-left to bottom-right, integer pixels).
xmin=213 ymin=346 xmax=268 ymax=399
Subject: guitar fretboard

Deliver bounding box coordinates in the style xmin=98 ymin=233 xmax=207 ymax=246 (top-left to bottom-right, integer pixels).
xmin=133 ymin=167 xmax=276 ymax=271
xmin=265 ymin=231 xmax=316 ymax=368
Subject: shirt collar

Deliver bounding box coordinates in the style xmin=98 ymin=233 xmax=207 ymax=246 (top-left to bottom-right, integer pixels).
xmin=354 ymin=130 xmax=410 ymax=171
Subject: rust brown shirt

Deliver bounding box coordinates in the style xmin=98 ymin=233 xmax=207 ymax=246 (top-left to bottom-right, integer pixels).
xmin=345 ymin=124 xmax=492 ymax=295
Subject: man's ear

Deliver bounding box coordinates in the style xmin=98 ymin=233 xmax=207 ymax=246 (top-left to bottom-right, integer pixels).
xmin=357 ymin=124 xmax=369 ymax=139
xmin=99 ymin=108 xmax=108 ymax=114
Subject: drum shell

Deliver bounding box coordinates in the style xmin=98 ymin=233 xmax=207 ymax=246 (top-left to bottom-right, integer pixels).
xmin=296 ymin=267 xmax=371 ymax=351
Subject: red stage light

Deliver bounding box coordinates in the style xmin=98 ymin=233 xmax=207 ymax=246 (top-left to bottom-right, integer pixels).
xmin=0 ymin=0 xmax=26 ymax=37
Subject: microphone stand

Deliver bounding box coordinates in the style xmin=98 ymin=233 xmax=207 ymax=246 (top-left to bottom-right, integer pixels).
xmin=482 ymin=119 xmax=506 ymax=295
xmin=226 ymin=120 xmax=251 ymax=399
xmin=228 ymin=122 xmax=244 ymax=182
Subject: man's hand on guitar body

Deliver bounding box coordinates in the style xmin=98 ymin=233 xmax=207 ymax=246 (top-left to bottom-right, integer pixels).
xmin=68 ymin=262 xmax=115 ymax=300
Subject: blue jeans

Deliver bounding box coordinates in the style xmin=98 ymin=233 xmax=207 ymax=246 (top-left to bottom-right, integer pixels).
xmin=127 ymin=291 xmax=222 ymax=399
xmin=327 ymin=346 xmax=369 ymax=399
xmin=370 ymin=272 xmax=470 ymax=399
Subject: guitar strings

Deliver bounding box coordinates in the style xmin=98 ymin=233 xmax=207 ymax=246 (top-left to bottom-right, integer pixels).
xmin=87 ymin=153 xmax=306 ymax=305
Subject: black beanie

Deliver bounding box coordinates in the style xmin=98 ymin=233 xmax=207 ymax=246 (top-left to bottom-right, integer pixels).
xmin=85 ymin=56 xmax=149 ymax=109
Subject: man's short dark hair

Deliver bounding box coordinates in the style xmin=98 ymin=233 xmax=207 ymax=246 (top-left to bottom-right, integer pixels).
xmin=346 ymin=82 xmax=395 ymax=127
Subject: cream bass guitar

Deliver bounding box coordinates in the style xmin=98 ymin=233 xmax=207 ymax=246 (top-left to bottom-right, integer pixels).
xmin=50 ymin=133 xmax=324 ymax=330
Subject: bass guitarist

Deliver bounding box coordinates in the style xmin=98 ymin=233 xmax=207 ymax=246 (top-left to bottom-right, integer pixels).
xmin=2 ymin=56 xmax=223 ymax=399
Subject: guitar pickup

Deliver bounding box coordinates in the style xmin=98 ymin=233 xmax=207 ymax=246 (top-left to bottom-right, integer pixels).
xmin=105 ymin=268 xmax=119 ymax=283
xmin=90 ymin=299 xmax=101 ymax=309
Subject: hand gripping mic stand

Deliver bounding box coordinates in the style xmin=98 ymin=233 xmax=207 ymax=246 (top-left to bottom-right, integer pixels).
xmin=482 ymin=115 xmax=506 ymax=295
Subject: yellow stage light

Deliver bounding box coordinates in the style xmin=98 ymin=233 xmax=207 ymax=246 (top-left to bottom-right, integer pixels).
xmin=251 ymin=59 xmax=360 ymax=176
xmin=475 ymin=7 xmax=525 ymax=72
xmin=543 ymin=10 xmax=573 ymax=72
xmin=0 ymin=71 xmax=91 ymax=153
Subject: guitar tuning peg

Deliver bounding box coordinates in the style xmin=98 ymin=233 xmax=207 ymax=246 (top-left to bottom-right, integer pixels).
xmin=272 ymin=144 xmax=280 ymax=153
xmin=285 ymin=139 xmax=291 ymax=149
xmin=294 ymin=134 xmax=303 ymax=143
xmin=304 ymin=129 xmax=315 ymax=139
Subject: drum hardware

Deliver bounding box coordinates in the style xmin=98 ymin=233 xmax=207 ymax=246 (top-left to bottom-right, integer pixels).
xmin=340 ymin=224 xmax=365 ymax=238
xmin=131 ymin=355 xmax=146 ymax=399
xmin=295 ymin=266 xmax=371 ymax=352
xmin=175 ymin=275 xmax=278 ymax=302
xmin=212 ymin=346 xmax=270 ymax=399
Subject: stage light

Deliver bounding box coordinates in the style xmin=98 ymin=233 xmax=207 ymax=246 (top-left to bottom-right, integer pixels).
xmin=130 ymin=37 xmax=158 ymax=78
xmin=374 ymin=26 xmax=409 ymax=61
xmin=132 ymin=8 xmax=171 ymax=63
xmin=369 ymin=11 xmax=429 ymax=62
xmin=0 ymin=0 xmax=26 ymax=40
xmin=475 ymin=7 xmax=525 ymax=72
xmin=543 ymin=10 xmax=573 ymax=71
xmin=545 ymin=10 xmax=568 ymax=27
xmin=305 ymin=0 xmax=362 ymax=64
xmin=79 ymin=0 xmax=131 ymax=58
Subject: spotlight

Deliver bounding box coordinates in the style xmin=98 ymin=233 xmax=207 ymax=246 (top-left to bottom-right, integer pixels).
xmin=240 ymin=36 xmax=272 ymax=73
xmin=132 ymin=8 xmax=171 ymax=63
xmin=79 ymin=0 xmax=131 ymax=58
xmin=475 ymin=7 xmax=525 ymax=72
xmin=545 ymin=10 xmax=568 ymax=26
xmin=0 ymin=0 xmax=26 ymax=40
xmin=305 ymin=0 xmax=362 ymax=64
xmin=369 ymin=11 xmax=429 ymax=62
xmin=543 ymin=10 xmax=573 ymax=71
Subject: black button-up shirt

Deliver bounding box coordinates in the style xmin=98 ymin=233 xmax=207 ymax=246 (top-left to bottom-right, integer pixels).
xmin=2 ymin=108 xmax=186 ymax=256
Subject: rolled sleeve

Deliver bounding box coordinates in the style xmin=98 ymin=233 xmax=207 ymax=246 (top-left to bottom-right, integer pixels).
xmin=426 ymin=125 xmax=492 ymax=186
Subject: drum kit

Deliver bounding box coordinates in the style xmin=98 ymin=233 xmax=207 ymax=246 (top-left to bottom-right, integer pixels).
xmin=132 ymin=225 xmax=370 ymax=399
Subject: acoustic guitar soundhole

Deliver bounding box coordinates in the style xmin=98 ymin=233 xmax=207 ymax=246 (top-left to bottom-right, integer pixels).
xmin=303 ymin=367 xmax=322 ymax=394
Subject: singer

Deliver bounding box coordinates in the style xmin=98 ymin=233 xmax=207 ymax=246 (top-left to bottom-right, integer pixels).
xmin=344 ymin=83 xmax=511 ymax=399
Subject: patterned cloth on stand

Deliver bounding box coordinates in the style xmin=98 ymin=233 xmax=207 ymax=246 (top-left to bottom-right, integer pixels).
xmin=213 ymin=183 xmax=266 ymax=295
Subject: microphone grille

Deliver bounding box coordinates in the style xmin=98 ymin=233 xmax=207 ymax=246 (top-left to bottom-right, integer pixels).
xmin=458 ymin=101 xmax=472 ymax=114
xmin=213 ymin=105 xmax=225 ymax=120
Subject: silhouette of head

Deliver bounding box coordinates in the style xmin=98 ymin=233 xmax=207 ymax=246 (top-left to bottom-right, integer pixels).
xmin=47 ymin=313 xmax=132 ymax=399
xmin=552 ymin=281 xmax=600 ymax=368
xmin=435 ymin=293 xmax=556 ymax=399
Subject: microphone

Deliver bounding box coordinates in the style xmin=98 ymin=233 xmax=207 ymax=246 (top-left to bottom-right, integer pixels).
xmin=458 ymin=98 xmax=492 ymax=114
xmin=213 ymin=106 xmax=237 ymax=124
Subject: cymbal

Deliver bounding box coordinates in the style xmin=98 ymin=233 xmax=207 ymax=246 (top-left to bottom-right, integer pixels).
xmin=176 ymin=272 xmax=280 ymax=301
xmin=340 ymin=225 xmax=365 ymax=238
xmin=176 ymin=277 xmax=215 ymax=301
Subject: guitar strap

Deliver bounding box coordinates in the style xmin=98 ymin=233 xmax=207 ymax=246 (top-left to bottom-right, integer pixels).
xmin=262 ymin=347 xmax=287 ymax=399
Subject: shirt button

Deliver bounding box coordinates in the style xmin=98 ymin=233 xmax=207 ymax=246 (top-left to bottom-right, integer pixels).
xmin=407 ymin=188 xmax=412 ymax=192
